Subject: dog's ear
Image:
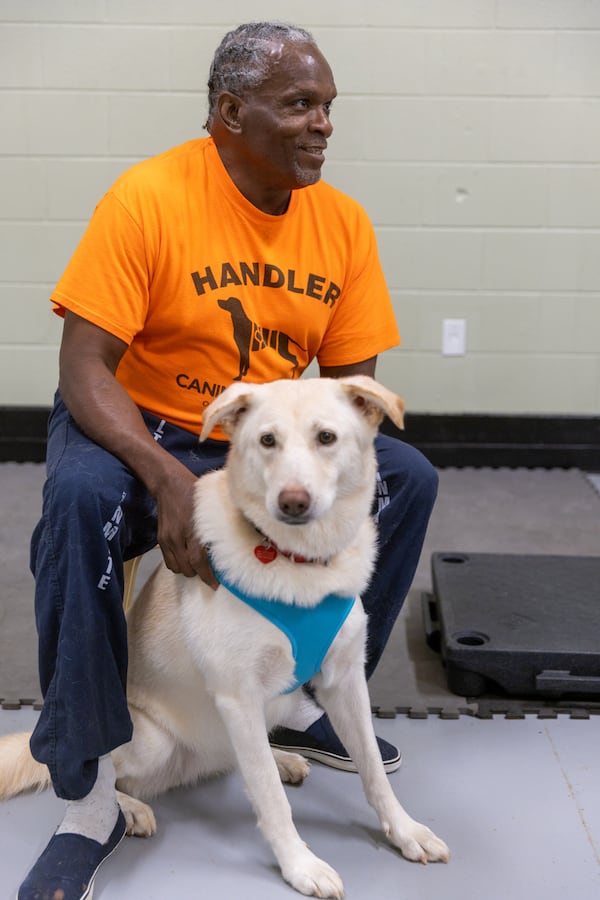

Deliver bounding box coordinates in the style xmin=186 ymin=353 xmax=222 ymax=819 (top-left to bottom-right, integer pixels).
xmin=338 ymin=375 xmax=405 ymax=431
xmin=200 ymin=383 xmax=258 ymax=441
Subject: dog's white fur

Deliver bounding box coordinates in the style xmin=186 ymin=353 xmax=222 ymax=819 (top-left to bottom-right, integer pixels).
xmin=0 ymin=375 xmax=449 ymax=898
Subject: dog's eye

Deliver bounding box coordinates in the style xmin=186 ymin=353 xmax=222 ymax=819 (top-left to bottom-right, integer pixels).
xmin=318 ymin=431 xmax=337 ymax=445
xmin=260 ymin=433 xmax=276 ymax=448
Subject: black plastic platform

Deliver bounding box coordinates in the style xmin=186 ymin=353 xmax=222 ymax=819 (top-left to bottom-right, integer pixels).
xmin=423 ymin=553 xmax=600 ymax=699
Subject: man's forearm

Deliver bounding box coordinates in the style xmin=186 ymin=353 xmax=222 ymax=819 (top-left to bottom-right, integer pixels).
xmin=59 ymin=360 xmax=188 ymax=498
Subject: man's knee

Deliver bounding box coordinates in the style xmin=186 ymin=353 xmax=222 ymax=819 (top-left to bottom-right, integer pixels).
xmin=407 ymin=445 xmax=438 ymax=504
xmin=375 ymin=434 xmax=438 ymax=502
xmin=47 ymin=452 xmax=133 ymax=521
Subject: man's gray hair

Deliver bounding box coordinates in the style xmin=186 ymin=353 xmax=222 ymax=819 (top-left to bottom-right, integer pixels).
xmin=205 ymin=22 xmax=316 ymax=132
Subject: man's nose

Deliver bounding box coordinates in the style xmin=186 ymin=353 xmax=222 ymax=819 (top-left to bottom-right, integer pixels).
xmin=309 ymin=106 xmax=333 ymax=136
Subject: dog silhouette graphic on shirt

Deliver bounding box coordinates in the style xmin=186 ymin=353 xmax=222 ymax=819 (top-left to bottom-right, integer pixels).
xmin=218 ymin=297 xmax=306 ymax=381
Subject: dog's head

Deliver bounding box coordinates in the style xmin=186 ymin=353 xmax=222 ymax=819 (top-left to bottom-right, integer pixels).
xmin=201 ymin=375 xmax=404 ymax=443
xmin=200 ymin=376 xmax=405 ymax=553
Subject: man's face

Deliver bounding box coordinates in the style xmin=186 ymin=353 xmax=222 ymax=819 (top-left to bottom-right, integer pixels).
xmin=236 ymin=41 xmax=337 ymax=193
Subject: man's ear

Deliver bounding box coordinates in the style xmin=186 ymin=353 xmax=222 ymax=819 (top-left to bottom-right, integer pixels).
xmin=217 ymin=92 xmax=243 ymax=133
xmin=200 ymin=382 xmax=258 ymax=441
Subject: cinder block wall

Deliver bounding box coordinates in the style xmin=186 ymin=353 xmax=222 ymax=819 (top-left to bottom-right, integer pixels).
xmin=1 ymin=1 xmax=599 ymax=415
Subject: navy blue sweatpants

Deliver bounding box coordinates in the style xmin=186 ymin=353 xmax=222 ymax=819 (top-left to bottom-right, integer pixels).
xmin=29 ymin=393 xmax=437 ymax=800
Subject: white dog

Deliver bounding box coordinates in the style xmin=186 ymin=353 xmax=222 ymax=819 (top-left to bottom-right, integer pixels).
xmin=0 ymin=375 xmax=449 ymax=898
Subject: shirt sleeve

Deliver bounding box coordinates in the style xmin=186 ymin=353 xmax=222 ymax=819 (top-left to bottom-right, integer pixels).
xmin=315 ymin=204 xmax=400 ymax=367
xmin=51 ymin=191 xmax=150 ymax=345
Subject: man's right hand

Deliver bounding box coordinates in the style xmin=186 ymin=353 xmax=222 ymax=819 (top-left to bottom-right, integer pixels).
xmin=154 ymin=466 xmax=219 ymax=589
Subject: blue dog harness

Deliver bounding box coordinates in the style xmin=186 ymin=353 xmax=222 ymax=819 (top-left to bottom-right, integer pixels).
xmin=212 ymin=564 xmax=355 ymax=694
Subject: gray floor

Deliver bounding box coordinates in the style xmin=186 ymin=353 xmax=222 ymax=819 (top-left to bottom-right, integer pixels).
xmin=1 ymin=465 xmax=600 ymax=897
xmin=2 ymin=708 xmax=600 ymax=899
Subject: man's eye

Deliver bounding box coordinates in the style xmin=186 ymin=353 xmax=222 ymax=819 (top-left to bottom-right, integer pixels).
xmin=260 ymin=433 xmax=276 ymax=448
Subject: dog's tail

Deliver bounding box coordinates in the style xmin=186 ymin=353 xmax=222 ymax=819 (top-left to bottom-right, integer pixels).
xmin=0 ymin=732 xmax=50 ymax=800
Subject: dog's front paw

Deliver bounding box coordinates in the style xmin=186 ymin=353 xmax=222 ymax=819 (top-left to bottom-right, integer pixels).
xmin=386 ymin=817 xmax=450 ymax=864
xmin=272 ymin=748 xmax=311 ymax=785
xmin=282 ymin=848 xmax=344 ymax=898
xmin=116 ymin=790 xmax=157 ymax=837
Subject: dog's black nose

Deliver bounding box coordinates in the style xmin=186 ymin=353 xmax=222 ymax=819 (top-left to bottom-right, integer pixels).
xmin=278 ymin=488 xmax=311 ymax=519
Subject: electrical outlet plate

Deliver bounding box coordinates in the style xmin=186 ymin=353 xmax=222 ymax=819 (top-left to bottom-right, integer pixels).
xmin=442 ymin=318 xmax=466 ymax=356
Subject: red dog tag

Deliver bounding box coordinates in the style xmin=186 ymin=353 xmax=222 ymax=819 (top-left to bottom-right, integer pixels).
xmin=254 ymin=544 xmax=278 ymax=564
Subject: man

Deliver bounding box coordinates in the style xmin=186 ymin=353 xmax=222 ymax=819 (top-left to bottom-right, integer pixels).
xmin=19 ymin=22 xmax=438 ymax=900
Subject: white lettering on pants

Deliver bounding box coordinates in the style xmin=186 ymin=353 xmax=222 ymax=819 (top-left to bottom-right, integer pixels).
xmin=374 ymin=472 xmax=390 ymax=523
xmin=98 ymin=553 xmax=113 ymax=590
xmin=98 ymin=492 xmax=126 ymax=589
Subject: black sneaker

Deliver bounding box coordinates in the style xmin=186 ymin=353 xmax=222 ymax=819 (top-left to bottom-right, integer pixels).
xmin=18 ymin=809 xmax=126 ymax=900
xmin=269 ymin=713 xmax=402 ymax=774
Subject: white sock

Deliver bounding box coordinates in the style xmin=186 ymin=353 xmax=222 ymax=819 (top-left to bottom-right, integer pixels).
xmin=277 ymin=691 xmax=324 ymax=732
xmin=56 ymin=754 xmax=120 ymax=845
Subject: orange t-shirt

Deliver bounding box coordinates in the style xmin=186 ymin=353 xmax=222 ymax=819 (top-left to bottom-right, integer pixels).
xmin=52 ymin=138 xmax=400 ymax=436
